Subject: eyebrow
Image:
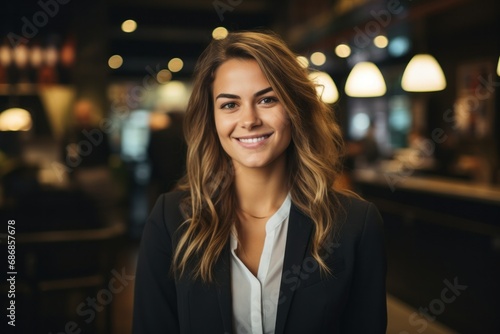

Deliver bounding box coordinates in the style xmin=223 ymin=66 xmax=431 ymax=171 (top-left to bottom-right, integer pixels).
xmin=215 ymin=87 xmax=273 ymax=100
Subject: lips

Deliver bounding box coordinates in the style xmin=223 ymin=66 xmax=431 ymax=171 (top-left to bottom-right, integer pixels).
xmin=235 ymin=133 xmax=272 ymax=143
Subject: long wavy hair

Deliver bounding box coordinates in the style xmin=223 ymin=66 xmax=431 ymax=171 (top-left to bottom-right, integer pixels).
xmin=174 ymin=31 xmax=344 ymax=282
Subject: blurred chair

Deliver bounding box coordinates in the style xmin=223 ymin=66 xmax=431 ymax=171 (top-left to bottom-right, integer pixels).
xmin=2 ymin=222 xmax=125 ymax=333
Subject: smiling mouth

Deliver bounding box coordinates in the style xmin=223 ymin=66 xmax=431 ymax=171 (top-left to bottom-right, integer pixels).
xmin=236 ymin=133 xmax=272 ymax=143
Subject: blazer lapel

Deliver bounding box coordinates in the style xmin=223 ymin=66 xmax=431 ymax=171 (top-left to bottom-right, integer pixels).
xmin=275 ymin=204 xmax=314 ymax=334
xmin=214 ymin=242 xmax=233 ymax=333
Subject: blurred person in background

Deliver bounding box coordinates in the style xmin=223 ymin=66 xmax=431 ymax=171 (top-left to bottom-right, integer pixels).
xmin=61 ymin=98 xmax=118 ymax=223
xmin=133 ymin=31 xmax=387 ymax=334
xmin=359 ymin=119 xmax=381 ymax=166
xmin=147 ymin=110 xmax=187 ymax=210
xmin=62 ymin=99 xmax=111 ymax=171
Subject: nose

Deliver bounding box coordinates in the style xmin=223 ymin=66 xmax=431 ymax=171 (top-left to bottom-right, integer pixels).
xmin=239 ymin=104 xmax=262 ymax=129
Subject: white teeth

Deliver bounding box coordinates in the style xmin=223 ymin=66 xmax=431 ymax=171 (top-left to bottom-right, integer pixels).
xmin=239 ymin=136 xmax=267 ymax=143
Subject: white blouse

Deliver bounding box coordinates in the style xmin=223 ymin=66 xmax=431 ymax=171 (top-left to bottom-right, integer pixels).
xmin=230 ymin=194 xmax=291 ymax=334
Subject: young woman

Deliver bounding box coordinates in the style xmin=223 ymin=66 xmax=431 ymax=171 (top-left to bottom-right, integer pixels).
xmin=133 ymin=31 xmax=387 ymax=334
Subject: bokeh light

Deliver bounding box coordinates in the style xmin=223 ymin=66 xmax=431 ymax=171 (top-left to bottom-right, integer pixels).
xmin=335 ymin=44 xmax=351 ymax=58
xmin=121 ymin=20 xmax=137 ymax=33
xmin=168 ymin=58 xmax=183 ymax=72
xmin=310 ymin=52 xmax=326 ymax=66
xmin=108 ymin=55 xmax=123 ymax=69
xmin=212 ymin=27 xmax=228 ymax=40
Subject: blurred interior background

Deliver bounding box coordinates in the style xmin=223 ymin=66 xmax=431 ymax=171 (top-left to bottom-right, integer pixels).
xmin=0 ymin=0 xmax=499 ymax=333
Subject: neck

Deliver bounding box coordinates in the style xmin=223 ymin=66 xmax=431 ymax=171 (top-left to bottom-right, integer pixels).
xmin=233 ymin=155 xmax=289 ymax=218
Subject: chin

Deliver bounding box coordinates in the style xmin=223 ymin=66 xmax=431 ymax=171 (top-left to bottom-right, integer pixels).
xmin=236 ymin=161 xmax=268 ymax=169
xmin=234 ymin=154 xmax=284 ymax=170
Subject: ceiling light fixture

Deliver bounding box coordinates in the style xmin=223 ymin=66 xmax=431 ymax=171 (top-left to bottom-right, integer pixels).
xmin=308 ymin=71 xmax=339 ymax=103
xmin=345 ymin=62 xmax=386 ymax=97
xmin=402 ymin=54 xmax=446 ymax=92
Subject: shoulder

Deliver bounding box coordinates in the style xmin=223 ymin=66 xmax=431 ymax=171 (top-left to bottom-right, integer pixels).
xmin=334 ymin=190 xmax=380 ymax=219
xmin=332 ymin=190 xmax=384 ymax=240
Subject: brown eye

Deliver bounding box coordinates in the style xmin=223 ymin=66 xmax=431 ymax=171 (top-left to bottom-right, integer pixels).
xmin=221 ymin=102 xmax=237 ymax=109
xmin=259 ymin=97 xmax=278 ymax=105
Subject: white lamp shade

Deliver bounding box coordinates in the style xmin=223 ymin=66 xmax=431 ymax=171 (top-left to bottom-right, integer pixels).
xmin=402 ymin=54 xmax=446 ymax=92
xmin=308 ymin=71 xmax=339 ymax=103
xmin=497 ymin=56 xmax=500 ymax=76
xmin=345 ymin=62 xmax=386 ymax=97
xmin=0 ymin=108 xmax=32 ymax=131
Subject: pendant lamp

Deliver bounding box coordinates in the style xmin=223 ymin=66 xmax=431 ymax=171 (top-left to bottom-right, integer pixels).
xmin=345 ymin=62 xmax=386 ymax=97
xmin=402 ymin=54 xmax=446 ymax=92
xmin=308 ymin=71 xmax=339 ymax=103
xmin=497 ymin=56 xmax=500 ymax=76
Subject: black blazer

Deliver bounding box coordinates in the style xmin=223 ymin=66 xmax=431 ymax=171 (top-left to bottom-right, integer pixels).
xmin=133 ymin=191 xmax=387 ymax=333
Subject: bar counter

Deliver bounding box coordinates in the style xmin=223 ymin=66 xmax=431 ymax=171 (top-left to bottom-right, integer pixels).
xmin=353 ymin=169 xmax=500 ymax=333
xmin=354 ymin=169 xmax=500 ymax=205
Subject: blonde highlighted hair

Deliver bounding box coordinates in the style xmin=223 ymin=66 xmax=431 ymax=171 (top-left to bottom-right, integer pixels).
xmin=175 ymin=31 xmax=344 ymax=282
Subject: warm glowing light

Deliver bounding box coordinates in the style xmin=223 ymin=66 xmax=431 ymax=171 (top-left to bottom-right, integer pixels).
xmin=108 ymin=55 xmax=123 ymax=69
xmin=60 ymin=39 xmax=76 ymax=67
xmin=161 ymin=81 xmax=186 ymax=99
xmin=168 ymin=58 xmax=183 ymax=73
xmin=157 ymin=81 xmax=190 ymax=111
xmin=374 ymin=35 xmax=389 ymax=48
xmin=121 ymin=20 xmax=137 ymax=33
xmin=44 ymin=46 xmax=58 ymax=66
xmin=335 ymin=44 xmax=351 ymax=58
xmin=149 ymin=113 xmax=169 ymax=131
xmin=310 ymin=52 xmax=326 ymax=66
xmin=30 ymin=45 xmax=44 ymax=68
xmin=13 ymin=44 xmax=29 ymax=68
xmin=0 ymin=108 xmax=32 ymax=131
xmin=157 ymin=69 xmax=172 ymax=83
xmin=308 ymin=71 xmax=339 ymax=103
xmin=296 ymin=56 xmax=309 ymax=68
xmin=212 ymin=27 xmax=228 ymax=40
xmin=345 ymin=62 xmax=386 ymax=97
xmin=402 ymin=54 xmax=446 ymax=92
xmin=0 ymin=45 xmax=12 ymax=66
xmin=496 ymin=56 xmax=500 ymax=76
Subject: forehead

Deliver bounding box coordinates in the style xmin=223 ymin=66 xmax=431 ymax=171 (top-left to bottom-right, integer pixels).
xmin=212 ymin=58 xmax=271 ymax=95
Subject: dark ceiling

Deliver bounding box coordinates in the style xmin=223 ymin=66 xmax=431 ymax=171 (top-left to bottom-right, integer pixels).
xmin=2 ymin=0 xmax=283 ymax=80
xmin=106 ymin=0 xmax=281 ymax=78
xmin=3 ymin=0 xmax=498 ymax=82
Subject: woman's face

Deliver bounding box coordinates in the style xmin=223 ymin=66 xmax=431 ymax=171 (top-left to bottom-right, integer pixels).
xmin=212 ymin=58 xmax=292 ymax=171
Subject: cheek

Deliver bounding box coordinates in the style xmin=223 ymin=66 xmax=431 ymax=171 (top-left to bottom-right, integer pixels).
xmin=214 ymin=114 xmax=232 ymax=140
xmin=274 ymin=110 xmax=292 ymax=135
xmin=280 ymin=116 xmax=293 ymax=145
xmin=213 ymin=113 xmax=224 ymax=135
